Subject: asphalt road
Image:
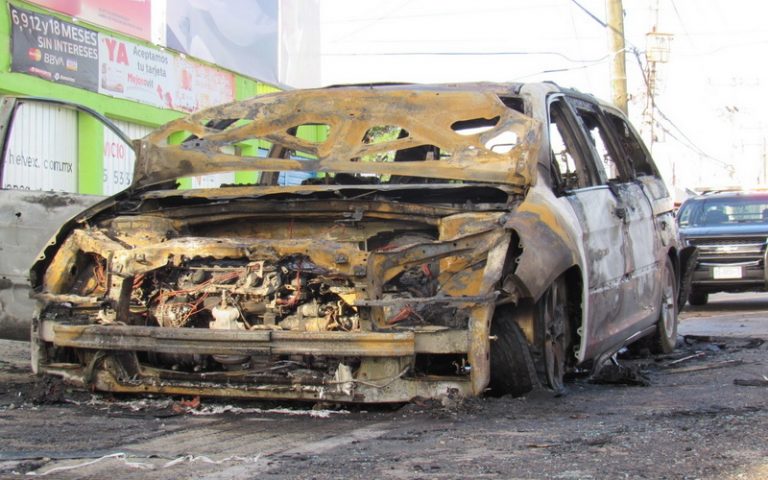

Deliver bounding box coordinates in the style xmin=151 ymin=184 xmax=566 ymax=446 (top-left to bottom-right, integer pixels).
xmin=680 ymin=292 xmax=768 ymax=338
xmin=1 ymin=296 xmax=767 ymax=479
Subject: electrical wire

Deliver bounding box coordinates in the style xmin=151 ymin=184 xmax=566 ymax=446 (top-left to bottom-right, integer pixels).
xmin=323 ymin=5 xmax=558 ymax=25
xmin=568 ymin=0 xmax=631 ymax=42
xmin=330 ymin=0 xmax=413 ymax=43
xmin=630 ymin=48 xmax=734 ymax=173
xmin=512 ymin=47 xmax=626 ymax=81
xmin=569 ymin=0 xmax=608 ymax=28
xmin=321 ymin=50 xmax=613 ymax=63
xmin=670 ymin=0 xmax=695 ymax=48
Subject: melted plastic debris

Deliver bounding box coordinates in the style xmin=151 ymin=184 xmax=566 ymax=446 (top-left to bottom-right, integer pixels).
xmin=72 ymin=395 xmax=349 ymax=418
xmin=78 ymin=396 xmax=176 ymax=411
xmin=189 ymin=405 xmax=350 ymax=418
xmin=25 ymin=453 xmax=261 ymax=476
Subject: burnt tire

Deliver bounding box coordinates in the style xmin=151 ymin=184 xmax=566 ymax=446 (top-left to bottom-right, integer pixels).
xmin=650 ymin=257 xmax=678 ymax=354
xmin=688 ymin=290 xmax=708 ymax=306
xmin=489 ymin=309 xmax=536 ymax=396
xmin=536 ymin=277 xmax=570 ymax=394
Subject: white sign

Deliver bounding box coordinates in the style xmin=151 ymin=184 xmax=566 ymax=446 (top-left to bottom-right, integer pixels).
xmin=98 ymin=34 xmax=235 ymax=113
xmin=99 ymin=34 xmax=173 ymax=108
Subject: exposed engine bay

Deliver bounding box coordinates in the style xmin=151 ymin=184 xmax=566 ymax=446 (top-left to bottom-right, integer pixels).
xmin=125 ymin=256 xmax=366 ymax=370
xmin=140 ymin=257 xmax=362 ymax=333
xmin=33 ymin=198 xmax=502 ymax=399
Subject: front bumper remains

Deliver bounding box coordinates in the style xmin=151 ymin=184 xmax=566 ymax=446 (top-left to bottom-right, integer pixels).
xmin=35 ymin=319 xmax=480 ymax=403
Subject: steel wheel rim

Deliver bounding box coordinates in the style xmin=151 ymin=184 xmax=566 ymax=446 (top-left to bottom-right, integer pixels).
xmin=544 ymin=280 xmax=567 ymax=392
xmin=661 ymin=262 xmax=676 ymax=337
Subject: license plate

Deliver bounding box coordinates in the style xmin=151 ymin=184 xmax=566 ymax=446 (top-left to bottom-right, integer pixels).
xmin=713 ymin=266 xmax=742 ymax=279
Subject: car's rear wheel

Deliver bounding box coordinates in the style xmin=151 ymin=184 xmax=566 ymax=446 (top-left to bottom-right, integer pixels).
xmin=651 ymin=257 xmax=678 ymax=353
xmin=489 ymin=307 xmax=536 ymax=396
xmin=536 ymin=277 xmax=570 ymax=394
xmin=688 ymin=290 xmax=708 ymax=306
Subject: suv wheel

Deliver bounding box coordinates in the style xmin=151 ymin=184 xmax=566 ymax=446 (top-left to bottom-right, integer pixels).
xmin=650 ymin=257 xmax=678 ymax=354
xmin=688 ymin=290 xmax=708 ymax=306
xmin=489 ymin=307 xmax=537 ymax=396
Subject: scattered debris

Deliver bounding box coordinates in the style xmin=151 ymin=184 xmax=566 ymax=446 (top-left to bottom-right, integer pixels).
xmin=171 ymin=395 xmax=201 ymax=413
xmin=684 ymin=335 xmax=764 ymax=351
xmin=662 ymin=351 xmax=707 ymax=367
xmin=28 ymin=377 xmax=66 ymax=405
xmin=24 ymin=452 xmax=261 ymax=476
xmin=664 ymin=359 xmax=745 ymax=374
xmin=647 ymin=404 xmax=763 ymax=419
xmin=734 ymin=376 xmax=768 ymax=387
xmin=590 ymin=363 xmax=650 ymax=386
xmin=66 ymin=395 xmax=349 ymax=418
xmin=188 ymin=405 xmax=349 ymax=418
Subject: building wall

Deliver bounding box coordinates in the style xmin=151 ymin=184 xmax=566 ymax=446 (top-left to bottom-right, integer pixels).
xmin=0 ymin=0 xmax=280 ymax=196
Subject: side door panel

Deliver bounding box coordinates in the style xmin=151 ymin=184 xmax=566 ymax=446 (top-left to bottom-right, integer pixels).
xmin=547 ymin=96 xmax=632 ymax=360
xmin=613 ymin=181 xmax=661 ymax=327
xmin=562 ymin=187 xmax=632 ymax=357
xmin=567 ymin=98 xmax=664 ymax=342
xmin=0 ymin=190 xmax=101 ymax=339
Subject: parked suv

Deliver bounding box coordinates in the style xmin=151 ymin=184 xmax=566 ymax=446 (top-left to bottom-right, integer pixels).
xmin=18 ymin=83 xmax=694 ymax=403
xmin=678 ymin=190 xmax=768 ymax=305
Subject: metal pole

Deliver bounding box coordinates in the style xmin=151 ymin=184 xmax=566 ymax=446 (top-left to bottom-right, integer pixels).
xmin=607 ymin=0 xmax=628 ymax=114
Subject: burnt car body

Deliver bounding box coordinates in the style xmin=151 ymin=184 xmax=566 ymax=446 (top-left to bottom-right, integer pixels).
xmin=678 ymin=190 xmax=768 ymax=305
xmin=25 ymin=82 xmax=693 ymax=403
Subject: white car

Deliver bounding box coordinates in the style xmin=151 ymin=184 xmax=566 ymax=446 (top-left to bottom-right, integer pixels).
xmin=24 ymin=83 xmax=695 ymax=403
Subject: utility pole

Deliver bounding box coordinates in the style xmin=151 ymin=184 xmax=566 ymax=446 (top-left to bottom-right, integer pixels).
xmin=606 ymin=0 xmax=628 ymax=114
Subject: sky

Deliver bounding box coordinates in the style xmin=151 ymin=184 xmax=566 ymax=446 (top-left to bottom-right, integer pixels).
xmin=318 ymin=0 xmax=768 ymax=196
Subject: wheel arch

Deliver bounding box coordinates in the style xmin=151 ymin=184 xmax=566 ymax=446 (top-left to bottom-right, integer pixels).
xmin=501 ymin=212 xmax=582 ymax=304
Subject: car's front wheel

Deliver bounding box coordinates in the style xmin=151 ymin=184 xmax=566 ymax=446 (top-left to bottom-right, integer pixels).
xmin=489 ymin=306 xmax=536 ymax=396
xmin=651 ymin=257 xmax=678 ymax=353
xmin=688 ymin=290 xmax=708 ymax=306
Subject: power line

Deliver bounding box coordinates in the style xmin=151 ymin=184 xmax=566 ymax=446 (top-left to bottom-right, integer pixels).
xmin=630 ymin=48 xmax=731 ymax=170
xmin=513 ymin=49 xmax=623 ymax=80
xmin=323 ymin=6 xmax=555 ymax=24
xmin=569 ymin=0 xmax=628 ymax=41
xmin=670 ymin=0 xmax=695 ymax=48
xmin=330 ymin=0 xmax=413 ymax=43
xmin=569 ymin=0 xmax=608 ymax=28
xmin=321 ymin=50 xmax=612 ymax=63
xmin=656 ymin=123 xmax=735 ymax=175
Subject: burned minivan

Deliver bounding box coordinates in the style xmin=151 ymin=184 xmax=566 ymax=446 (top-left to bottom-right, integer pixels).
xmin=27 ymin=83 xmax=694 ymax=403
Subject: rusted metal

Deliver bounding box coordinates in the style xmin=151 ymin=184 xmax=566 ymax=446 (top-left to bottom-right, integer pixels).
xmin=136 ymin=86 xmax=541 ymax=189
xmin=71 ymin=369 xmax=474 ymax=404
xmin=49 ymin=323 xmax=417 ymax=357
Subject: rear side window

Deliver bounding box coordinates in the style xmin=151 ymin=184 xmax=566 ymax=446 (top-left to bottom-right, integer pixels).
xmin=571 ymin=105 xmax=627 ymax=183
xmin=606 ymin=112 xmax=657 ymax=177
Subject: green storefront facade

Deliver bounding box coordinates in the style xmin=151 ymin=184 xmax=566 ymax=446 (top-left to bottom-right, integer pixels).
xmin=0 ymin=0 xmax=289 ymax=195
